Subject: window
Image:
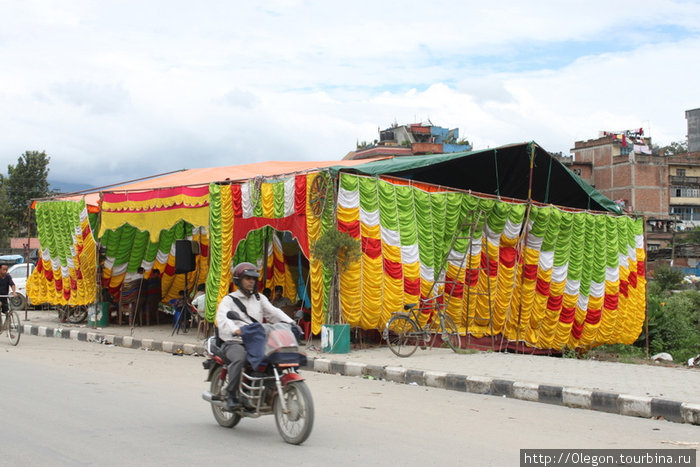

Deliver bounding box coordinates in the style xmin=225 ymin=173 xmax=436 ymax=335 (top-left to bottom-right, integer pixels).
xmin=671 ymin=206 xmax=700 ymax=220
xmin=677 ymin=168 xmax=687 ymax=176
xmin=671 ymin=186 xmax=700 ymax=197
xmin=572 ymin=168 xmax=582 ymax=176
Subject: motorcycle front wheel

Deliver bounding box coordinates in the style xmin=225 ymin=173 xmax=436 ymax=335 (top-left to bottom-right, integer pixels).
xmin=210 ymin=366 xmax=240 ymax=428
xmin=273 ymin=380 xmax=314 ymax=445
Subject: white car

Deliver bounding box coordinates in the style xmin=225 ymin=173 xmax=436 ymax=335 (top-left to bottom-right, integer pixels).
xmin=7 ymin=263 xmax=35 ymax=310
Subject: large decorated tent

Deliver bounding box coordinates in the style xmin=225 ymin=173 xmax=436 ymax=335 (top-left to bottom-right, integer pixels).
xmin=28 ymin=159 xmax=382 ymax=308
xmin=322 ymin=143 xmax=644 ymax=350
xmin=27 ymin=142 xmax=646 ymax=351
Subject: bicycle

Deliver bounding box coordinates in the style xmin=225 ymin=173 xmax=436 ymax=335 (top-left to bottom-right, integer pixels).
xmin=0 ymin=295 xmax=21 ymax=345
xmin=382 ymin=295 xmax=460 ymax=357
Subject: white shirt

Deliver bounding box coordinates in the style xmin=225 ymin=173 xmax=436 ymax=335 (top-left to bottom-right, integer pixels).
xmin=216 ymin=290 xmax=294 ymax=342
xmin=192 ymin=293 xmax=206 ymax=312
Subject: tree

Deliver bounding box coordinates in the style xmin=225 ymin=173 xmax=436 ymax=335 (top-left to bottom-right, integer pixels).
xmin=675 ymin=227 xmax=700 ymax=245
xmin=0 ymin=181 xmax=11 ymax=248
xmin=4 ymin=151 xmax=51 ymax=238
xmin=651 ymin=265 xmax=684 ymax=292
xmin=309 ymin=228 xmax=361 ymax=324
xmin=662 ymin=140 xmax=688 ymax=156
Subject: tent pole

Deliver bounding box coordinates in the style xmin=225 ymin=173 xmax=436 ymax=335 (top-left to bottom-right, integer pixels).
xmin=25 ymin=203 xmax=31 ymax=321
xmin=95 ymin=193 xmax=104 ymax=329
xmin=262 ymin=227 xmax=270 ymax=291
xmin=514 ymin=144 xmax=537 ymax=353
xmin=643 ymin=215 xmax=649 ymax=359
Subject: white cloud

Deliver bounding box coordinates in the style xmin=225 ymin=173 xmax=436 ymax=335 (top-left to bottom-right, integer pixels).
xmin=0 ymin=0 xmax=698 ymax=186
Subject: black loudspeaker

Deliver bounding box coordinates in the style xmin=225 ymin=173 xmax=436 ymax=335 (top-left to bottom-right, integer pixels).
xmin=175 ymin=240 xmax=197 ymax=274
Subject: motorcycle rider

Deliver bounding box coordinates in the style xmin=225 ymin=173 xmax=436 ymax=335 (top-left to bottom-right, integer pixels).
xmin=216 ymin=262 xmax=295 ymax=409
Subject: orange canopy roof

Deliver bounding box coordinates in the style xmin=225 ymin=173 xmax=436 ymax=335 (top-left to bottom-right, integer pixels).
xmin=58 ymin=157 xmax=387 ymax=209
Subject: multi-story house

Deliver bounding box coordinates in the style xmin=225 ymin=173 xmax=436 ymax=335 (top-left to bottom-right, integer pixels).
xmin=344 ymin=122 xmax=471 ymax=160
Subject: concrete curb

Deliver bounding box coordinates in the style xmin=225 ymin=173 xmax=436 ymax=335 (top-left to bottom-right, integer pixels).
xmin=21 ymin=324 xmax=206 ymax=356
xmin=307 ymin=356 xmax=700 ymax=426
xmin=20 ymin=324 xmax=700 ymax=426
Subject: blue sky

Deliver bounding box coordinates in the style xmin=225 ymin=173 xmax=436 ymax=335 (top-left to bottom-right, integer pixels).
xmin=1 ymin=0 xmax=699 ymax=187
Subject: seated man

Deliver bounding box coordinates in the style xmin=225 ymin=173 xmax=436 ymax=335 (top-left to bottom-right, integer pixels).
xmin=191 ymin=283 xmax=206 ymax=320
xmin=271 ymin=285 xmax=293 ymax=308
xmin=216 ymin=262 xmax=294 ymax=409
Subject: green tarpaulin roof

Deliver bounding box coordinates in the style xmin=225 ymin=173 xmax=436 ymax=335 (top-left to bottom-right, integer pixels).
xmin=331 ymin=142 xmax=622 ymax=214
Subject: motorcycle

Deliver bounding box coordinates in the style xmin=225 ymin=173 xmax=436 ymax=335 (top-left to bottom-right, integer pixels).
xmin=201 ymin=312 xmax=314 ymax=445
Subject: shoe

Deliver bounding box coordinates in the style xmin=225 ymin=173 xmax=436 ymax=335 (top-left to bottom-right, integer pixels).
xmin=226 ymin=394 xmax=242 ymax=410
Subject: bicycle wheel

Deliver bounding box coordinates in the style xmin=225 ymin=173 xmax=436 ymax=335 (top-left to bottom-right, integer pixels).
xmin=7 ymin=311 xmax=21 ymax=345
xmin=385 ymin=315 xmax=420 ymax=357
xmin=440 ymin=314 xmax=461 ymax=352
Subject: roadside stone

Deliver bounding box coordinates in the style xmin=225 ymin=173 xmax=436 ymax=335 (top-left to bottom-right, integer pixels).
xmin=405 ymin=369 xmax=425 ymax=386
xmin=538 ymin=385 xmax=563 ymax=405
xmin=344 ymin=362 xmax=366 ymax=377
xmin=446 ymin=374 xmax=468 ymax=392
xmin=467 ymin=375 xmax=492 ymax=394
xmin=385 ymin=366 xmax=406 ymax=383
xmin=313 ymin=358 xmax=331 ymax=373
xmin=681 ymin=403 xmax=700 ymax=425
xmin=423 ymin=371 xmax=447 ymax=389
xmin=591 ymin=391 xmax=619 ymax=413
xmin=512 ymin=382 xmax=539 ymax=402
xmin=562 ymin=387 xmax=592 ymax=409
xmin=617 ymin=394 xmax=652 ymax=418
xmin=329 ymin=361 xmax=345 ymax=375
xmin=651 ymin=398 xmax=684 ymax=423
xmin=364 ymin=365 xmax=385 ymax=380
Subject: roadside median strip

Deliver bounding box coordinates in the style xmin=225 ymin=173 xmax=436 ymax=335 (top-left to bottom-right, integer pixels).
xmin=308 ymin=356 xmax=700 ymax=426
xmin=19 ymin=323 xmax=700 ymax=426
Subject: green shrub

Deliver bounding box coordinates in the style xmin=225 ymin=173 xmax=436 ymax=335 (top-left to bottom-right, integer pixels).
xmin=644 ymin=290 xmax=700 ymax=362
xmin=651 ymin=265 xmax=684 ymax=292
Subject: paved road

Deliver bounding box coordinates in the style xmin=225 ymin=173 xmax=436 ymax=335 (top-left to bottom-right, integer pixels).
xmin=1 ymin=337 xmax=698 ymax=466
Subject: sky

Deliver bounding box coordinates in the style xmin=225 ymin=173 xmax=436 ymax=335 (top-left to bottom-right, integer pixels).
xmin=1 ymin=0 xmax=700 ymax=188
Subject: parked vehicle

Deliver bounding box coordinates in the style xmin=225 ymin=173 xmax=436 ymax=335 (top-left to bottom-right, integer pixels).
xmin=201 ymin=314 xmax=314 ymax=445
xmin=8 ymin=262 xmax=34 ymax=310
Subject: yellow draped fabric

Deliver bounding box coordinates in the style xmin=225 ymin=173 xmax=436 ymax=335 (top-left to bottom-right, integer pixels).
xmin=306 ymin=173 xmax=325 ymax=335
xmin=28 ymin=201 xmax=98 ymax=306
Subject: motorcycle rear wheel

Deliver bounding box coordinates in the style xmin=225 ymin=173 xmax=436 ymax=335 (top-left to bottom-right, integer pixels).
xmin=274 ymin=381 xmax=314 ymax=445
xmin=210 ymin=366 xmax=240 ymax=428
xmin=65 ymin=305 xmax=88 ymax=324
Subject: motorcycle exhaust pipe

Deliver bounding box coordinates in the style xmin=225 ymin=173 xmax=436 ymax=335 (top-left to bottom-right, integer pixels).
xmin=202 ymin=391 xmax=228 ymax=408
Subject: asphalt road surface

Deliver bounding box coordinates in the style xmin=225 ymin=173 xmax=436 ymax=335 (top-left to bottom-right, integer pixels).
xmin=1 ymin=337 xmax=698 ymax=466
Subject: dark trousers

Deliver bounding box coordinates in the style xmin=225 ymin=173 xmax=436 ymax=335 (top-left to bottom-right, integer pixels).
xmin=222 ymin=342 xmax=247 ymax=398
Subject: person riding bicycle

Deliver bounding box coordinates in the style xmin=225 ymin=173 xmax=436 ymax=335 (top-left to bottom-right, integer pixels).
xmin=0 ymin=264 xmax=17 ymax=315
xmin=216 ymin=262 xmax=295 ymax=410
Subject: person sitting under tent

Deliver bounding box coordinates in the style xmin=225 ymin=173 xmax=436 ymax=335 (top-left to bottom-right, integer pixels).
xmin=191 ymin=283 xmax=206 ymax=320
xmin=271 ymin=285 xmax=292 ymax=308
xmin=144 ymin=269 xmax=162 ymax=325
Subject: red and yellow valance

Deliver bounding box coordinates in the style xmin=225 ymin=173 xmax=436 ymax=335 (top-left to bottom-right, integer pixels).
xmin=99 ymin=186 xmax=210 ymax=241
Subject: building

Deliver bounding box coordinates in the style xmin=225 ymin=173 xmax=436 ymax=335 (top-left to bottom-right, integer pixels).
xmin=344 ymin=122 xmax=471 ymax=160
xmin=667 ymin=153 xmax=700 ymax=230
xmin=686 ymin=108 xmax=700 ymax=153
xmin=570 ymin=129 xmax=672 ymax=251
